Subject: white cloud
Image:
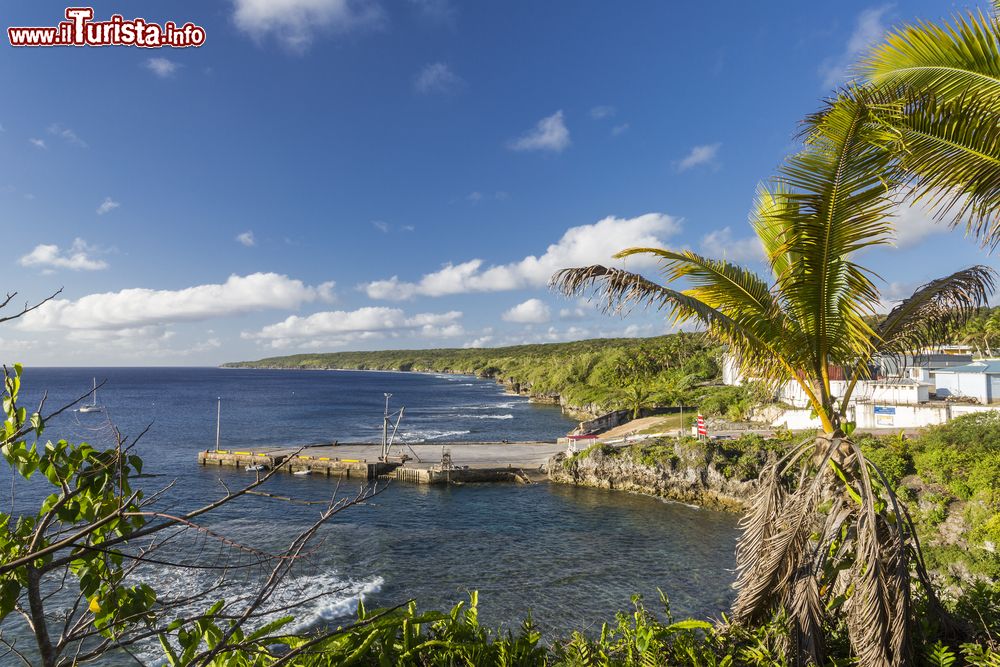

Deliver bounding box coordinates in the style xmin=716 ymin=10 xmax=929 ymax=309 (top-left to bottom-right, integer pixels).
xmin=29 ymin=138 xmax=46 ymax=150
xmin=677 ymin=143 xmax=721 ymax=171
xmin=371 ymin=220 xmax=390 ymax=233
xmin=401 ymin=224 xmax=416 ymax=232
xmin=463 ymin=335 xmax=494 ymax=348
xmin=559 ymin=301 xmax=590 ymax=320
xmin=701 ymin=226 xmax=766 ymax=263
xmin=462 ymin=191 xmax=507 ymax=204
xmin=96 ymin=197 xmax=120 ymax=215
xmin=414 ymin=62 xmax=461 ymax=94
xmin=19 ymin=239 xmax=108 ymax=272
xmin=232 ymin=0 xmax=383 ymax=51
xmin=819 ymin=5 xmax=891 ymax=89
xmin=236 ymin=231 xmax=256 ymax=246
xmin=145 ymin=57 xmax=180 ymax=78
xmin=48 ymin=123 xmax=87 ymax=147
xmin=590 ymin=105 xmax=616 ymax=120
xmin=508 ymin=110 xmax=570 ymax=153
xmin=611 ymin=123 xmax=630 ymax=136
xmin=18 ymin=273 xmax=335 ymax=331
xmin=408 ymin=0 xmax=454 ymax=23
xmin=362 ymin=212 xmax=682 ymax=300
xmin=244 ymin=307 xmax=463 ymax=348
xmin=502 ymin=298 xmax=551 ymax=324
xmin=891 ymin=199 xmax=949 ymax=248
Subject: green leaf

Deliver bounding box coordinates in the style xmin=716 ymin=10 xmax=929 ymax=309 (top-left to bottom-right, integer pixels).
xmin=665 ymin=619 xmax=714 ymax=631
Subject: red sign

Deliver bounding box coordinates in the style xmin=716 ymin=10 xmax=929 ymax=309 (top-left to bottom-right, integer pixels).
xmin=696 ymin=414 xmax=707 ymax=437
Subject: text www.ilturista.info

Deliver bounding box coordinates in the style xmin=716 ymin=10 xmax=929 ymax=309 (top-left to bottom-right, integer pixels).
xmin=8 ymin=7 xmax=206 ymax=48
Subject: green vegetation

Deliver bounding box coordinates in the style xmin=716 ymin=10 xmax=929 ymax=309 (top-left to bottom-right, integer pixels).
xmin=948 ymin=305 xmax=1000 ymax=356
xmin=226 ymin=333 xmax=729 ymax=417
xmin=162 ymin=585 xmax=1000 ymax=665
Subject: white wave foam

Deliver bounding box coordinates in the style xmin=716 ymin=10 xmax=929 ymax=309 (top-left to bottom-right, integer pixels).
xmin=134 ymin=567 xmax=381 ymax=664
xmin=283 ymin=571 xmax=384 ymax=632
xmin=400 ymin=429 xmax=472 ymax=442
xmin=458 ymin=414 xmax=514 ymax=420
xmin=459 ymin=401 xmax=520 ymax=410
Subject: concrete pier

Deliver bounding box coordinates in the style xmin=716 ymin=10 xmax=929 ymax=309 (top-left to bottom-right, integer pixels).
xmin=197 ymin=441 xmax=563 ymax=485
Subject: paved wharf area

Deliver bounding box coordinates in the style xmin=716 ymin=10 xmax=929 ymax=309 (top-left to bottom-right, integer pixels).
xmin=198 ymin=440 xmax=566 ymax=484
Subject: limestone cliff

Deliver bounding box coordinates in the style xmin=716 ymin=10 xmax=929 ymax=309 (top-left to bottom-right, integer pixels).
xmin=548 ymin=440 xmax=758 ymax=512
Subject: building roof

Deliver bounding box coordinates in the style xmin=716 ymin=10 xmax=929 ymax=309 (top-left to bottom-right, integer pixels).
xmin=932 ymin=360 xmax=1000 ymax=375
xmin=868 ymin=378 xmax=924 ymax=386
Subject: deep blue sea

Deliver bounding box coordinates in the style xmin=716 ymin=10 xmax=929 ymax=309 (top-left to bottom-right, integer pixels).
xmin=4 ymin=367 xmax=739 ymax=661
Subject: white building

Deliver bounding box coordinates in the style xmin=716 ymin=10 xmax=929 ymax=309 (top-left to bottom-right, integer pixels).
xmin=777 ymin=377 xmax=929 ymax=408
xmin=932 ymin=361 xmax=1000 ymax=404
xmin=720 ymin=352 xmax=995 ymax=429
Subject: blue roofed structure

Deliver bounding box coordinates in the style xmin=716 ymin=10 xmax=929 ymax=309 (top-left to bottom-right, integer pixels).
xmin=932 ymin=361 xmax=1000 ymax=403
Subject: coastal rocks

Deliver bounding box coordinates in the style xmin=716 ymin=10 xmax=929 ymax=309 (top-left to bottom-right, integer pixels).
xmin=496 ymin=376 xmax=602 ymax=419
xmin=548 ymin=441 xmax=756 ymax=512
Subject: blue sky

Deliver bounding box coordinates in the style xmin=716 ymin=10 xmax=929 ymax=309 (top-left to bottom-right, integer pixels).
xmin=1 ymin=0 xmax=991 ymax=365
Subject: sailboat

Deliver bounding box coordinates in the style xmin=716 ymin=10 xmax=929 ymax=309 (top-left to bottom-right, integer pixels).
xmin=79 ymin=378 xmax=102 ymax=413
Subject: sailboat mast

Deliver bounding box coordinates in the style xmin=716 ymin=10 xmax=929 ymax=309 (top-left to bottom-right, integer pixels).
xmin=382 ymin=393 xmax=391 ymax=460
xmin=215 ymin=397 xmax=221 ymax=452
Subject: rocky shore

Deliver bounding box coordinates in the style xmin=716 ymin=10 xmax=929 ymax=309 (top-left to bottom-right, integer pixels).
xmin=547 ymin=440 xmax=757 ymax=512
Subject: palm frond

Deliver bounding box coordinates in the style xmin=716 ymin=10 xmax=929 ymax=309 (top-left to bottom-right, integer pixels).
xmin=861 ymin=11 xmax=1000 ymax=109
xmin=549 ymin=264 xmax=793 ymax=387
xmin=778 ymin=94 xmax=898 ymax=378
xmin=613 ymin=247 xmax=777 ymax=317
xmin=843 ymin=442 xmax=911 ymax=666
xmin=872 ymin=94 xmax=1000 ymax=241
xmin=749 ymin=183 xmax=797 ymax=279
xmin=875 ymin=265 xmax=996 ymax=359
xmin=733 ymin=437 xmax=840 ymax=629
xmin=790 ymin=572 xmax=825 ymax=665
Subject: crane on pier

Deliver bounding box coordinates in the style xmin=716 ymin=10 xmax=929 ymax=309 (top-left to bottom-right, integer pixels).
xmin=380 ymin=393 xmax=421 ymax=463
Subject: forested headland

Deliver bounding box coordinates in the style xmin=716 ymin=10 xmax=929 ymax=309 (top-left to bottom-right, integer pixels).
xmin=223 ymin=333 xmax=769 ymax=420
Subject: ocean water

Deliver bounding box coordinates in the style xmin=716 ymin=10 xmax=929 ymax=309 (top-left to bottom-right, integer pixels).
xmin=4 ymin=367 xmax=739 ymax=659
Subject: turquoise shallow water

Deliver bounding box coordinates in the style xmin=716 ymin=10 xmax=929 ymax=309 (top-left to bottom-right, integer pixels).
xmin=4 ymin=367 xmax=739 ymax=660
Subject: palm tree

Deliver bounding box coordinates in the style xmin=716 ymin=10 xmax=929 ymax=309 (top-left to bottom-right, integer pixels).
xmin=551 ymin=92 xmax=995 ymax=665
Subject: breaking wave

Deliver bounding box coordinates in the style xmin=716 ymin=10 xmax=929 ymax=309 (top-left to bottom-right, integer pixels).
xmin=400 ymin=429 xmax=472 ymax=442
xmin=132 ymin=566 xmax=382 ymax=664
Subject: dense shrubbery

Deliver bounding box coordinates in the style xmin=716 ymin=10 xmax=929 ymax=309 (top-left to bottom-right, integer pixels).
xmin=848 ymin=414 xmax=1000 ymax=581
xmin=158 ymin=583 xmax=1000 ymax=665
xmin=284 ymin=584 xmax=1000 ymax=666
xmin=907 ymin=413 xmax=1000 ymax=580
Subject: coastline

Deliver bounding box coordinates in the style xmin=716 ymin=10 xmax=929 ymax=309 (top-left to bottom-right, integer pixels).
xmin=220 ymin=363 xmax=598 ymax=419
xmin=548 ymin=446 xmax=753 ymax=513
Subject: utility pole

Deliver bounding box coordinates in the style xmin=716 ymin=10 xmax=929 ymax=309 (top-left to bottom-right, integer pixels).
xmin=215 ymin=397 xmax=222 ymax=451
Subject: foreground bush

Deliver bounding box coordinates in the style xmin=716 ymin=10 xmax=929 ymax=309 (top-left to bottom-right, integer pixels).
xmin=252 ymin=586 xmax=1000 ymax=666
